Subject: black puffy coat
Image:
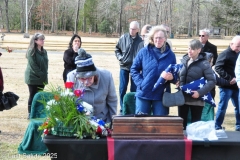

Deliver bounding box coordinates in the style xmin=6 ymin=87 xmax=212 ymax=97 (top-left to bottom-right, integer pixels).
xmin=179 ymin=52 xmax=216 ymax=105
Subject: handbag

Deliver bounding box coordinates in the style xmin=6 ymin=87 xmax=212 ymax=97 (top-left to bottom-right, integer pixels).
xmin=162 ymin=90 xmax=185 ymax=107
xmin=0 ymin=91 xmax=19 ymax=110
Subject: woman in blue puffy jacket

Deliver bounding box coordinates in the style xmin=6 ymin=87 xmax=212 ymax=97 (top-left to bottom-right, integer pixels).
xmin=130 ymin=26 xmax=176 ymax=115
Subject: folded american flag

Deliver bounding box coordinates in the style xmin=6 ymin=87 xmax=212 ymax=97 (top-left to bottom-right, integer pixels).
xmin=152 ymin=63 xmax=183 ymax=91
xmin=180 ymin=77 xmax=216 ymax=107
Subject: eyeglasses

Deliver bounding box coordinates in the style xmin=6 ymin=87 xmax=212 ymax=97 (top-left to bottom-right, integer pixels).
xmin=199 ymin=35 xmax=205 ymax=37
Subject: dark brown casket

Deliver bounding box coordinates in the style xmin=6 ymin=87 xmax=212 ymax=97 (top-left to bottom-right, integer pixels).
xmin=111 ymin=116 xmax=184 ymax=139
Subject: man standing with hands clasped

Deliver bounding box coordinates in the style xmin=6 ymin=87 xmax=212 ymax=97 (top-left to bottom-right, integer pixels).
xmin=215 ymin=35 xmax=240 ymax=131
xmin=115 ymin=21 xmax=142 ymax=114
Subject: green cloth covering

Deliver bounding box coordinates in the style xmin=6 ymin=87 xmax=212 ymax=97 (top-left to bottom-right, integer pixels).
xmin=18 ymin=119 xmax=47 ymax=155
xmin=201 ymin=102 xmax=214 ymax=121
xmin=29 ymin=91 xmax=53 ymax=119
xmin=18 ymin=91 xmax=53 ymax=155
xmin=122 ymin=92 xmax=136 ymax=115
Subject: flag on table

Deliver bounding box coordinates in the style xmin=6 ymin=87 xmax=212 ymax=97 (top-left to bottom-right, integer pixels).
xmin=180 ymin=77 xmax=215 ymax=107
xmin=152 ymin=63 xmax=183 ymax=91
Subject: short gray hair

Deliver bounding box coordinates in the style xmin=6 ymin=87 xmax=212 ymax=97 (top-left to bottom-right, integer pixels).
xmin=199 ymin=28 xmax=210 ymax=36
xmin=189 ymin=39 xmax=202 ymax=50
xmin=129 ymin=21 xmax=139 ymax=29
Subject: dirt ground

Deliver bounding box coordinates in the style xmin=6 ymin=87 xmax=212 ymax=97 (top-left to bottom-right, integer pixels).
xmin=0 ymin=34 xmax=237 ymax=159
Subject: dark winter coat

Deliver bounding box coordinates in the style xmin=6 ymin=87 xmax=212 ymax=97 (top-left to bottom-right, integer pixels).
xmin=63 ymin=48 xmax=78 ymax=82
xmin=115 ymin=33 xmax=142 ymax=71
xmin=179 ymin=52 xmax=216 ymax=105
xmin=215 ymin=46 xmax=239 ymax=90
xmin=201 ymin=40 xmax=218 ymax=65
xmin=25 ymin=49 xmax=48 ymax=85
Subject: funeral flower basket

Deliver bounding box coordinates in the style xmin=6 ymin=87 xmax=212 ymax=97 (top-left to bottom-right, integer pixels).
xmin=38 ymin=82 xmax=110 ymax=139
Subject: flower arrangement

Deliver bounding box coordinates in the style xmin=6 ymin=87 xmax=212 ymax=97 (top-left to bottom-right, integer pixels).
xmin=38 ymin=82 xmax=110 ymax=139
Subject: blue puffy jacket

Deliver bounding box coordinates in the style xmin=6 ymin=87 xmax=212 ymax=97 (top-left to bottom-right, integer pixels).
xmin=130 ymin=43 xmax=176 ymax=100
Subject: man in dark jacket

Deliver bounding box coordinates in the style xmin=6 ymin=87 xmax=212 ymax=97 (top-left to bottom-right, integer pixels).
xmin=215 ymin=35 xmax=240 ymax=131
xmin=115 ymin=21 xmax=142 ymax=113
xmin=199 ymin=29 xmax=218 ymax=66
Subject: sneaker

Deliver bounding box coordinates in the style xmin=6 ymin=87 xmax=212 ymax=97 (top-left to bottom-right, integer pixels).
xmin=216 ymin=127 xmax=225 ymax=130
xmin=235 ymin=128 xmax=240 ymax=131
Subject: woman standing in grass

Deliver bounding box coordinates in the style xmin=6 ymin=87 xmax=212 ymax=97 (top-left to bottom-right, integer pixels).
xmin=24 ymin=33 xmax=48 ymax=119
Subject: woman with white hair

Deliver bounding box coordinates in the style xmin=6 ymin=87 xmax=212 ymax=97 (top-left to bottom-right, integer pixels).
xmin=131 ymin=25 xmax=176 ymax=115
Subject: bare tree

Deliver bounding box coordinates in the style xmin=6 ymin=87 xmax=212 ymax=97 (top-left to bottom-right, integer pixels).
xmin=187 ymin=0 xmax=194 ymax=37
xmin=19 ymin=0 xmax=25 ymax=33
xmin=26 ymin=0 xmax=34 ymax=30
xmin=4 ymin=0 xmax=10 ymax=32
xmin=74 ymin=0 xmax=81 ymax=34
xmin=51 ymin=0 xmax=55 ymax=33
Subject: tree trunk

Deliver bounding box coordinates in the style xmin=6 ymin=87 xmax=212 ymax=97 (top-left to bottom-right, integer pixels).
xmin=20 ymin=0 xmax=25 ymax=33
xmin=195 ymin=0 xmax=199 ymax=36
xmin=41 ymin=6 xmax=44 ymax=31
xmin=74 ymin=0 xmax=80 ymax=34
xmin=169 ymin=0 xmax=172 ymax=35
xmin=51 ymin=0 xmax=55 ymax=33
xmin=4 ymin=0 xmax=10 ymax=32
xmin=119 ymin=0 xmax=122 ymax=36
xmin=187 ymin=0 xmax=194 ymax=37
xmin=28 ymin=0 xmax=34 ymax=30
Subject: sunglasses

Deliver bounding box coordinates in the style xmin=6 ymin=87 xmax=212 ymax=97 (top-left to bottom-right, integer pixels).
xmin=199 ymin=35 xmax=205 ymax=37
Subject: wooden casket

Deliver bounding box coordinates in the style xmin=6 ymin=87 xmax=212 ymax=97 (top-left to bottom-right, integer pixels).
xmin=111 ymin=116 xmax=184 ymax=139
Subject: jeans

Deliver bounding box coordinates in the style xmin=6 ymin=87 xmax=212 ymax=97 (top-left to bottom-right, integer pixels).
xmin=215 ymin=88 xmax=240 ymax=130
xmin=119 ymin=69 xmax=136 ymax=110
xmin=135 ymin=97 xmax=169 ymax=115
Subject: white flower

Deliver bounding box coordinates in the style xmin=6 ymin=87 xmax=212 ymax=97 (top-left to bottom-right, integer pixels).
xmin=89 ymin=119 xmax=99 ymax=127
xmin=46 ymin=99 xmax=57 ymax=110
xmin=82 ymin=101 xmax=93 ymax=113
xmin=61 ymin=88 xmax=74 ymax=96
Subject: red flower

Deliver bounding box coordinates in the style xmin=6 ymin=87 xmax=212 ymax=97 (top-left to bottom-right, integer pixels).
xmin=96 ymin=126 xmax=102 ymax=135
xmin=65 ymin=82 xmax=74 ymax=89
xmin=44 ymin=129 xmax=49 ymax=135
xmin=74 ymin=89 xmax=83 ymax=97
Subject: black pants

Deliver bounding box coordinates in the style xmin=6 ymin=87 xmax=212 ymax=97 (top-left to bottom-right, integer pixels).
xmin=27 ymin=84 xmax=44 ymax=113
xmin=178 ymin=104 xmax=203 ymax=130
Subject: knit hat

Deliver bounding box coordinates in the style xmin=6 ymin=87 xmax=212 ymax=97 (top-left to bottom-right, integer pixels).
xmin=75 ymin=48 xmax=97 ymax=78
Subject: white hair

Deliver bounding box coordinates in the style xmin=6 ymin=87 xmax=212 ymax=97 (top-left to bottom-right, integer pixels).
xmin=199 ymin=28 xmax=210 ymax=36
xmin=129 ymin=21 xmax=139 ymax=29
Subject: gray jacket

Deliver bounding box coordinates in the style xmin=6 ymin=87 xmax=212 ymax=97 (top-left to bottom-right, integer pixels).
xmin=115 ymin=33 xmax=142 ymax=71
xmin=179 ymin=52 xmax=216 ymax=106
xmin=67 ymin=68 xmax=117 ymax=123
